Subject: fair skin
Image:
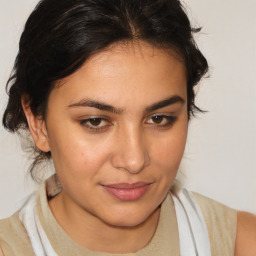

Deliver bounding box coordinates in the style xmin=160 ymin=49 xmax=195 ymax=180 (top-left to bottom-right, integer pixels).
xmin=23 ymin=41 xmax=188 ymax=253
xmin=235 ymin=212 xmax=256 ymax=255
xmin=19 ymin=41 xmax=256 ymax=254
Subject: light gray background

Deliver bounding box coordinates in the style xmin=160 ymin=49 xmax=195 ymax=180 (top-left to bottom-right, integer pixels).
xmin=0 ymin=0 xmax=255 ymax=218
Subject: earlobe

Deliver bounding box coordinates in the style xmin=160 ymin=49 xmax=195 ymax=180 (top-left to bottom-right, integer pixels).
xmin=21 ymin=97 xmax=50 ymax=153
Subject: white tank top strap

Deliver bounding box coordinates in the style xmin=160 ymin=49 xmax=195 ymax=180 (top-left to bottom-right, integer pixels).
xmin=19 ymin=193 xmax=58 ymax=256
xmin=171 ymin=188 xmax=211 ymax=256
xmin=18 ymin=187 xmax=211 ymax=256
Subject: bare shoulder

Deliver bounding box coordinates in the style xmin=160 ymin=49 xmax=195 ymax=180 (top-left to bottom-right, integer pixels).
xmin=235 ymin=211 xmax=256 ymax=256
xmin=0 ymin=247 xmax=4 ymax=256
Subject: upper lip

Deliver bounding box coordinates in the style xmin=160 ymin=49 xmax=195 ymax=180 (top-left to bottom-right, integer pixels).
xmin=102 ymin=182 xmax=152 ymax=189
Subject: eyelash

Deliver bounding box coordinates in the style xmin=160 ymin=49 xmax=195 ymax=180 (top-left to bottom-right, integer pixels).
xmin=146 ymin=115 xmax=177 ymax=128
xmin=79 ymin=115 xmax=177 ymax=132
xmin=80 ymin=117 xmax=110 ymax=132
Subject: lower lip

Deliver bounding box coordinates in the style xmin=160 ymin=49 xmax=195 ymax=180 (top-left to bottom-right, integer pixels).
xmin=103 ymin=185 xmax=150 ymax=201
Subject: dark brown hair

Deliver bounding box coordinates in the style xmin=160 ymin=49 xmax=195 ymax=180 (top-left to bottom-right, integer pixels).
xmin=3 ymin=0 xmax=208 ymax=180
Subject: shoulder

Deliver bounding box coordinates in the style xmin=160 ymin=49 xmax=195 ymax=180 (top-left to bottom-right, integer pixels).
xmin=192 ymin=191 xmax=237 ymax=229
xmin=0 ymin=212 xmax=21 ymax=239
xmin=0 ymin=212 xmax=34 ymax=256
xmin=235 ymin=211 xmax=256 ymax=256
xmin=173 ymin=189 xmax=256 ymax=255
xmin=192 ymin=191 xmax=237 ymax=255
xmin=0 ymin=213 xmax=18 ymax=255
xmin=192 ymin=191 xmax=237 ymax=221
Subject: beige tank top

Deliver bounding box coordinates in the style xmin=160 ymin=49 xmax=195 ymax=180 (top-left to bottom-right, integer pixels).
xmin=0 ymin=183 xmax=237 ymax=256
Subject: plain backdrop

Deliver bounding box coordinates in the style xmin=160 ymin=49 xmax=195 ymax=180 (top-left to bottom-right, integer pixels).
xmin=0 ymin=0 xmax=255 ymax=218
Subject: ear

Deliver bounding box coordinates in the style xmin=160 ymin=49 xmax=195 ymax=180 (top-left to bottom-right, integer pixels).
xmin=21 ymin=97 xmax=50 ymax=152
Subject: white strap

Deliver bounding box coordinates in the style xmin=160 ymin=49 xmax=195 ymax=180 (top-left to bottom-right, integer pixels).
xmin=19 ymin=194 xmax=58 ymax=256
xmin=19 ymin=189 xmax=211 ymax=256
xmin=172 ymin=189 xmax=211 ymax=256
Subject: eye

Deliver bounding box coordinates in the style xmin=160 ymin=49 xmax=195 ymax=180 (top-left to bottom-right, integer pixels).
xmin=80 ymin=117 xmax=110 ymax=131
xmin=146 ymin=115 xmax=177 ymax=128
xmin=151 ymin=115 xmax=165 ymax=124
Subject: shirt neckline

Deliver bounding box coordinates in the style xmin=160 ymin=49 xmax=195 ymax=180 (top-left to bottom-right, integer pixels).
xmin=36 ymin=175 xmax=180 ymax=256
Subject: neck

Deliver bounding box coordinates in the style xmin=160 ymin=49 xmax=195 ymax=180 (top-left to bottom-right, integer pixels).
xmin=49 ymin=191 xmax=161 ymax=253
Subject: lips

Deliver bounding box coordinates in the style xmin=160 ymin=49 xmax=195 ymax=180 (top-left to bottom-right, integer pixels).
xmin=102 ymin=182 xmax=152 ymax=201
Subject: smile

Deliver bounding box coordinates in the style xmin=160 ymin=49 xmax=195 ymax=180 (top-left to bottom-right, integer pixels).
xmin=102 ymin=182 xmax=152 ymax=201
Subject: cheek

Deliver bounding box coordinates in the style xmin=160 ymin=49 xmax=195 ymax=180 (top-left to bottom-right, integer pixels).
xmin=48 ymin=127 xmax=111 ymax=178
xmin=152 ymin=124 xmax=188 ymax=172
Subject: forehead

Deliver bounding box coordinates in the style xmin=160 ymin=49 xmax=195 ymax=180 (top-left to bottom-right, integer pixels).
xmin=51 ymin=41 xmax=187 ymax=107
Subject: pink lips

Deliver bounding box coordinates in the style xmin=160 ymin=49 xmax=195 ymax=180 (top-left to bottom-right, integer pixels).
xmin=102 ymin=182 xmax=151 ymax=201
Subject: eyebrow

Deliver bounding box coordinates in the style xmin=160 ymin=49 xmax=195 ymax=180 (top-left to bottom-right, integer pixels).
xmin=67 ymin=95 xmax=185 ymax=114
xmin=68 ymin=99 xmax=123 ymax=114
xmin=144 ymin=95 xmax=185 ymax=113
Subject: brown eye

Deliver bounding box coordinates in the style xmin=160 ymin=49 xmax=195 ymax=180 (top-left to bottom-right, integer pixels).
xmin=152 ymin=115 xmax=164 ymax=124
xmin=80 ymin=117 xmax=111 ymax=132
xmin=146 ymin=115 xmax=177 ymax=128
xmin=89 ymin=118 xmax=102 ymax=126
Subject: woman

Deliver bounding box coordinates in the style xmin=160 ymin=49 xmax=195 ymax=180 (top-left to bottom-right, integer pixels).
xmin=0 ymin=0 xmax=255 ymax=255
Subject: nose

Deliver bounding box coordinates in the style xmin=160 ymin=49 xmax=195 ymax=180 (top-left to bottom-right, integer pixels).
xmin=111 ymin=127 xmax=150 ymax=174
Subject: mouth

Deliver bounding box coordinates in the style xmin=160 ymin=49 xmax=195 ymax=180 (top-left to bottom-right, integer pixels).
xmin=101 ymin=182 xmax=152 ymax=201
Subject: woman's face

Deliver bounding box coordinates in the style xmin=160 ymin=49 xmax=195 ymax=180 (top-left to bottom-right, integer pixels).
xmin=41 ymin=41 xmax=188 ymax=227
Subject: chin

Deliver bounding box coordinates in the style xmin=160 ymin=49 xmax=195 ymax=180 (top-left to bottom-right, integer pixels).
xmin=100 ymin=205 xmax=159 ymax=228
xmin=104 ymin=215 xmax=147 ymax=228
